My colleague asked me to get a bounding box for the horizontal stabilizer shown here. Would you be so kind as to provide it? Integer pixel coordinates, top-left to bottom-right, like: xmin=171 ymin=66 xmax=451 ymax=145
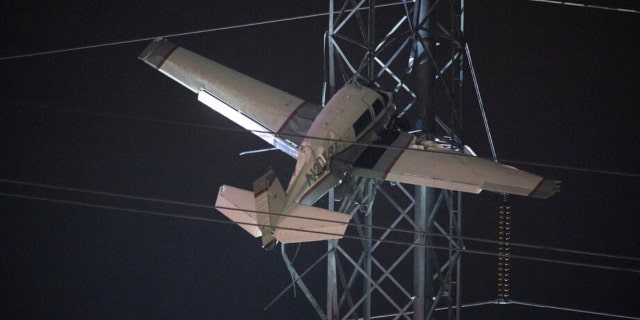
xmin=275 ymin=205 xmax=351 ymax=244
xmin=215 ymin=185 xmax=261 ymax=237
xmin=216 ymin=184 xmax=351 ymax=244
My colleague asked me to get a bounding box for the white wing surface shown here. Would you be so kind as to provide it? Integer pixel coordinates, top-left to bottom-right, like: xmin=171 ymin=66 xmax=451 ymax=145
xmin=338 ymin=131 xmax=559 ymax=199
xmin=139 ymin=39 xmax=321 ymax=158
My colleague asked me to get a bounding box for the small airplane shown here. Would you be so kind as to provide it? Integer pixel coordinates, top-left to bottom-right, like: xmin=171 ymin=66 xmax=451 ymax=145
xmin=139 ymin=39 xmax=559 ymax=250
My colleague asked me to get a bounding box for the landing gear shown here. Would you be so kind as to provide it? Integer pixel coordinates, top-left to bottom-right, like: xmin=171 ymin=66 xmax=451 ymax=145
xmin=262 ymin=238 xmax=277 ymax=251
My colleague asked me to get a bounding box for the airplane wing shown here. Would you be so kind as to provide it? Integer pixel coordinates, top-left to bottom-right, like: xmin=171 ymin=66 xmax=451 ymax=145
xmin=138 ymin=39 xmax=322 ymax=158
xmin=333 ymin=130 xmax=559 ymax=199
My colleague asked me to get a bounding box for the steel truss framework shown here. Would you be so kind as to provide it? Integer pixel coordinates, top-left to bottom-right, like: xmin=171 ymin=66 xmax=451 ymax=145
xmin=275 ymin=1 xmax=466 ymax=319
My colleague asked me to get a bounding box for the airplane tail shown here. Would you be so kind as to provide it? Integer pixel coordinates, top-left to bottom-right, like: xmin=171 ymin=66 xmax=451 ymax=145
xmin=252 ymin=169 xmax=285 ymax=249
xmin=215 ymin=185 xmax=261 ymax=238
xmin=215 ymin=170 xmax=351 ymax=249
xmin=273 ymin=204 xmax=351 ymax=244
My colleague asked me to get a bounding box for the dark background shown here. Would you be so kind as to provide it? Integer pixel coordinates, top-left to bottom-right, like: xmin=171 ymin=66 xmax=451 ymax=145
xmin=1 ymin=1 xmax=639 ymax=319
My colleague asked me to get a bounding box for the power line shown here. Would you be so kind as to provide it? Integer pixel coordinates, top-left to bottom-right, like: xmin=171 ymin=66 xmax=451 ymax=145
xmin=0 ymin=177 xmax=211 ymax=210
xmin=2 ymin=0 xmax=637 ymax=262
xmin=2 ymin=190 xmax=638 ymax=274
xmin=4 ymin=176 xmax=640 ymax=263
xmin=529 ymin=0 xmax=640 ymax=14
xmin=1 ymin=180 xmax=639 ymax=273
xmin=0 ymin=1 xmax=638 ymax=318
xmin=509 ymin=300 xmax=640 ymax=320
xmin=499 ymin=159 xmax=640 ymax=178
xmin=375 ymin=300 xmax=640 ymax=320
xmin=0 ymin=2 xmax=406 ymax=62
xmin=7 ymin=103 xmax=640 ymax=179
xmin=0 ymin=14 xmax=323 ymax=61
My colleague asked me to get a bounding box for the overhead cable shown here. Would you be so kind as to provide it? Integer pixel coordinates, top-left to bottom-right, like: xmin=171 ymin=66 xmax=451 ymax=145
xmin=6 ymin=103 xmax=640 ymax=179
xmin=465 ymin=44 xmax=497 ymax=162
xmin=0 ymin=2 xmax=406 ymax=62
xmin=374 ymin=300 xmax=640 ymax=320
xmin=509 ymin=300 xmax=640 ymax=320
xmin=529 ymin=0 xmax=640 ymax=14
xmin=1 ymin=189 xmax=639 ymax=274
xmin=3 ymin=177 xmax=639 ymax=263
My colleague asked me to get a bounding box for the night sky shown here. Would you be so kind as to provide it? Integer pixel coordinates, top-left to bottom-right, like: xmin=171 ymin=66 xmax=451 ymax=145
xmin=1 ymin=1 xmax=639 ymax=319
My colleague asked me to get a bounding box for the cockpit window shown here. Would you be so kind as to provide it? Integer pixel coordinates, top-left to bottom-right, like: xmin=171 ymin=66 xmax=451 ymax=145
xmin=353 ymin=110 xmax=373 ymax=137
xmin=372 ymin=99 xmax=384 ymax=116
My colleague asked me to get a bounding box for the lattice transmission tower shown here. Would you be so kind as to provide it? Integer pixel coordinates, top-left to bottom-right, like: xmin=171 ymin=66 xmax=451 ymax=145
xmin=273 ymin=1 xmax=467 ymax=319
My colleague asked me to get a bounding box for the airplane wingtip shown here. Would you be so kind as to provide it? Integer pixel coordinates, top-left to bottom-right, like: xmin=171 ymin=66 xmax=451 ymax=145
xmin=138 ymin=39 xmax=177 ymax=69
xmin=529 ymin=179 xmax=561 ymax=199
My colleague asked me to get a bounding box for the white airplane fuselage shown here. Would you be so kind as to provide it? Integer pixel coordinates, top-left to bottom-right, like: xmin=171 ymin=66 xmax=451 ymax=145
xmin=285 ymin=85 xmax=393 ymax=209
